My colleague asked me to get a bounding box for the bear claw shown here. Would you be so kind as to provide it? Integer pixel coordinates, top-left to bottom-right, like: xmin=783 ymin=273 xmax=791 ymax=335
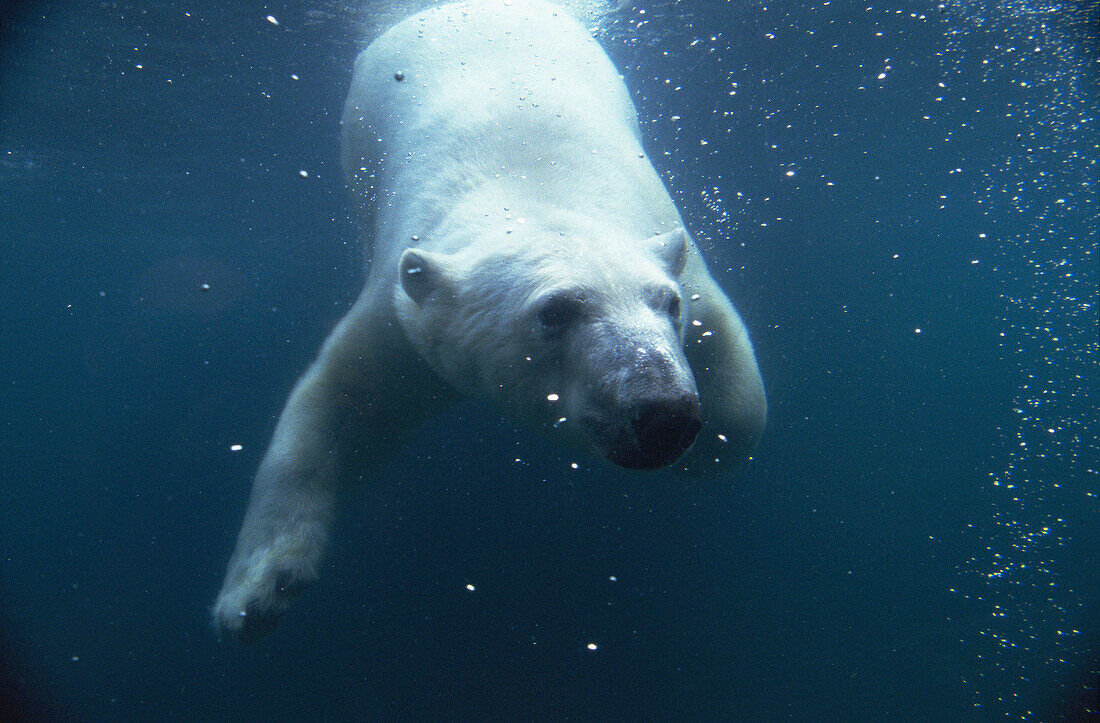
xmin=215 ymin=565 xmax=313 ymax=643
xmin=234 ymin=604 xmax=282 ymax=645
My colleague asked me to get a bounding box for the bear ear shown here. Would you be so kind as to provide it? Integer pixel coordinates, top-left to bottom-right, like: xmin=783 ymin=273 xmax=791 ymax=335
xmin=648 ymin=228 xmax=689 ymax=277
xmin=398 ymin=248 xmax=450 ymax=304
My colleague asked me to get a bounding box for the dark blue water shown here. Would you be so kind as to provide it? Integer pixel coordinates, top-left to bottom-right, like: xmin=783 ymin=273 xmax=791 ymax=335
xmin=1 ymin=0 xmax=1095 ymax=719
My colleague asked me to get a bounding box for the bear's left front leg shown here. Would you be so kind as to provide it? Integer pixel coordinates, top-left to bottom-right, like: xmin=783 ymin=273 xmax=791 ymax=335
xmin=677 ymin=244 xmax=767 ymax=477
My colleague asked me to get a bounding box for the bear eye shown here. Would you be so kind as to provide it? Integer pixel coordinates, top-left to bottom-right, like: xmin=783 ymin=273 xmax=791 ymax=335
xmin=649 ymin=289 xmax=682 ymax=324
xmin=537 ymin=293 xmax=585 ymax=334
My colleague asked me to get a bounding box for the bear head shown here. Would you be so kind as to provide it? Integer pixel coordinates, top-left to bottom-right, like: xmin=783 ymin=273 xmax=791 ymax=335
xmin=394 ymin=227 xmax=702 ymax=470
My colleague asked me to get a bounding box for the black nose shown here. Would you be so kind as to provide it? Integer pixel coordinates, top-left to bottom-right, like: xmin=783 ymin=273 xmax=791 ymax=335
xmin=626 ymin=397 xmax=702 ymax=469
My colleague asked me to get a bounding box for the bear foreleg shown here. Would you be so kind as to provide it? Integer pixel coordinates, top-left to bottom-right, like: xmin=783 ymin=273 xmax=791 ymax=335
xmin=213 ymin=293 xmax=451 ymax=642
xmin=678 ymin=244 xmax=767 ymax=476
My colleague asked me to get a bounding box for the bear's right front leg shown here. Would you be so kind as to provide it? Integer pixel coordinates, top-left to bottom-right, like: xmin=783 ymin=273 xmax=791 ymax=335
xmin=212 ymin=370 xmax=343 ymax=643
xmin=213 ymin=292 xmax=452 ymax=643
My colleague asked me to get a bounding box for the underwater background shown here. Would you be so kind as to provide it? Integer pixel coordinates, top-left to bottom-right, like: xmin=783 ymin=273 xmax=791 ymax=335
xmin=0 ymin=0 xmax=1096 ymax=719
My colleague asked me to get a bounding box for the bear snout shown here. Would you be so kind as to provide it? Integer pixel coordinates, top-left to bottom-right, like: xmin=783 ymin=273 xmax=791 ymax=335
xmin=620 ymin=396 xmax=702 ymax=470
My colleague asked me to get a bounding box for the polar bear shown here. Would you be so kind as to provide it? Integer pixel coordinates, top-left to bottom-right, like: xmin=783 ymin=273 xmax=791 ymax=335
xmin=213 ymin=0 xmax=765 ymax=643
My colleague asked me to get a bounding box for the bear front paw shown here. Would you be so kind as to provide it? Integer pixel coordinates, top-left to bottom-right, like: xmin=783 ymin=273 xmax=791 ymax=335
xmin=213 ymin=558 xmax=315 ymax=644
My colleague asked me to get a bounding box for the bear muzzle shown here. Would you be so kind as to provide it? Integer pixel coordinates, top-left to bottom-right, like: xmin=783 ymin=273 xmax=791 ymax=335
xmin=610 ymin=395 xmax=702 ymax=470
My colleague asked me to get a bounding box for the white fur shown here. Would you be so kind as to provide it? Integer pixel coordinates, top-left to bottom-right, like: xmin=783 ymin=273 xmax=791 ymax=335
xmin=214 ymin=0 xmax=765 ymax=643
